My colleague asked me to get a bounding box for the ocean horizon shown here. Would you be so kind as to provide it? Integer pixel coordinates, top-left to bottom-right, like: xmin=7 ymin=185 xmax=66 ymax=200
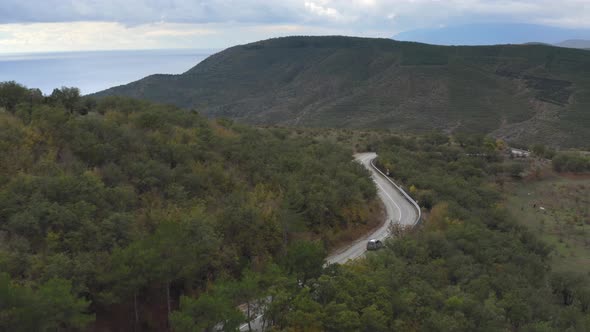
xmin=0 ymin=48 xmax=215 ymax=95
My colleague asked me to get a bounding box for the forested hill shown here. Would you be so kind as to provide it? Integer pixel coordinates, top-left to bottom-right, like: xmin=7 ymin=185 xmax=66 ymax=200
xmin=94 ymin=36 xmax=590 ymax=148
xmin=0 ymin=82 xmax=378 ymax=331
xmin=2 ymin=82 xmax=589 ymax=331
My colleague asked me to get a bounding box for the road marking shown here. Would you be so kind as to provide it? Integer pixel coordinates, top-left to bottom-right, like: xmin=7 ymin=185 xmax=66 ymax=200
xmin=239 ymin=153 xmax=412 ymax=332
xmin=358 ymin=153 xmax=403 ymax=224
xmin=374 ymin=180 xmax=403 ymax=222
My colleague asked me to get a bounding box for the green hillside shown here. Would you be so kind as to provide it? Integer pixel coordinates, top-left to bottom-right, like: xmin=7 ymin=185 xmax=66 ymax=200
xmin=2 ymin=82 xmax=590 ymax=331
xmin=94 ymin=36 xmax=590 ymax=148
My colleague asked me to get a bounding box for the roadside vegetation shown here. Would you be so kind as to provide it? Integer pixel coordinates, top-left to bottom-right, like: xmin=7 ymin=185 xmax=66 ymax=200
xmin=552 ymin=152 xmax=590 ymax=173
xmin=260 ymin=133 xmax=589 ymax=331
xmin=2 ymin=81 xmax=589 ymax=331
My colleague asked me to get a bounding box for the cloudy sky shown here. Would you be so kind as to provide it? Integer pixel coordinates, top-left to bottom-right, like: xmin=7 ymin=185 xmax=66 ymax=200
xmin=1 ymin=0 xmax=589 ymax=53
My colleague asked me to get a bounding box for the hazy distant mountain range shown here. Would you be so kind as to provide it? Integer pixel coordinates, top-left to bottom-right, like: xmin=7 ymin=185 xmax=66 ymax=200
xmin=555 ymin=39 xmax=590 ymax=49
xmin=394 ymin=23 xmax=590 ymax=48
xmin=94 ymin=36 xmax=590 ymax=148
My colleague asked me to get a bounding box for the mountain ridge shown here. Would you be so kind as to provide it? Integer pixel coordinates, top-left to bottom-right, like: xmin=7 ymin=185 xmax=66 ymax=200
xmin=94 ymin=36 xmax=590 ymax=148
xmin=556 ymin=39 xmax=590 ymax=49
xmin=394 ymin=23 xmax=590 ymax=46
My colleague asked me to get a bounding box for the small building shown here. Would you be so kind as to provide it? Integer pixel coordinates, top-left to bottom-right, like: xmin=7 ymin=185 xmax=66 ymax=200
xmin=509 ymin=148 xmax=531 ymax=158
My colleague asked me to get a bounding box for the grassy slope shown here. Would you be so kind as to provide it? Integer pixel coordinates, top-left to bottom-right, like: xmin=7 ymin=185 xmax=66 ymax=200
xmin=94 ymin=36 xmax=590 ymax=148
xmin=505 ymin=174 xmax=590 ymax=274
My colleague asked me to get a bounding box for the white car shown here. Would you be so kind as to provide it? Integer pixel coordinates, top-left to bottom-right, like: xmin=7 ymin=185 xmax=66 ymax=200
xmin=366 ymin=239 xmax=384 ymax=251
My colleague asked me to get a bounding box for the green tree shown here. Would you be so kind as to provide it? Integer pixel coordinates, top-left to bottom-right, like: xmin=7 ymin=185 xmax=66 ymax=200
xmin=102 ymin=241 xmax=159 ymax=328
xmin=285 ymin=287 xmax=324 ymax=331
xmin=509 ymin=162 xmax=525 ymax=178
xmin=0 ymin=81 xmax=29 ymax=112
xmin=170 ymin=293 xmax=243 ymax=332
xmin=281 ymin=240 xmax=326 ymax=287
xmin=323 ymin=302 xmax=361 ymax=332
xmin=152 ymin=213 xmax=219 ymax=320
xmin=551 ymin=272 xmax=584 ymax=306
xmin=50 ymin=87 xmax=81 ymax=114
xmin=228 ymin=271 xmax=261 ymax=332
xmin=360 ymin=305 xmax=388 ymax=332
xmin=0 ymin=273 xmax=93 ymax=331
xmin=36 ymin=278 xmax=94 ymax=330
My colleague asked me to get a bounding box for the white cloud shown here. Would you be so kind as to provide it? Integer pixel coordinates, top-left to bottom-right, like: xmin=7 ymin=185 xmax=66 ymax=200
xmin=304 ymin=1 xmax=357 ymax=22
xmin=143 ymin=25 xmax=217 ymax=37
xmin=0 ymin=21 xmax=377 ymax=53
xmin=0 ymin=0 xmax=589 ymax=52
xmin=0 ymin=22 xmax=220 ymax=53
xmin=354 ymin=0 xmax=377 ymax=8
xmin=3 ymin=0 xmax=587 ymax=29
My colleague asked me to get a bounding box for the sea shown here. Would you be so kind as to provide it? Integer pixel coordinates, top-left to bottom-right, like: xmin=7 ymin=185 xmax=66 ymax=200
xmin=0 ymin=49 xmax=215 ymax=95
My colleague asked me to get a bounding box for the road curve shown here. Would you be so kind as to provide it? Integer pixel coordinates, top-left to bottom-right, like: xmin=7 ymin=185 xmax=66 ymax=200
xmin=239 ymin=152 xmax=420 ymax=331
xmin=325 ymin=152 xmax=419 ymax=265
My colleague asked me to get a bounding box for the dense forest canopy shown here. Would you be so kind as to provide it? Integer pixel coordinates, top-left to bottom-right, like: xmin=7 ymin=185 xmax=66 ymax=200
xmin=0 ymin=81 xmax=377 ymax=330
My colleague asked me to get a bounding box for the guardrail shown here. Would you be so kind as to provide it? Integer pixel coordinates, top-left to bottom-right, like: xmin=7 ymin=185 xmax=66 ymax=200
xmin=237 ymin=154 xmax=420 ymax=332
xmin=370 ymin=158 xmax=422 ymax=226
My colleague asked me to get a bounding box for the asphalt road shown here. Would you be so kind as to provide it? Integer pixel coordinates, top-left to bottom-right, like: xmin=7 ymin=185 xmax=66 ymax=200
xmin=239 ymin=152 xmax=420 ymax=331
xmin=326 ymin=152 xmax=419 ymax=265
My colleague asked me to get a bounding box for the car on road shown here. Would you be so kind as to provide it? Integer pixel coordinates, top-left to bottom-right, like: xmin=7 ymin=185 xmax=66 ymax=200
xmin=366 ymin=239 xmax=384 ymax=251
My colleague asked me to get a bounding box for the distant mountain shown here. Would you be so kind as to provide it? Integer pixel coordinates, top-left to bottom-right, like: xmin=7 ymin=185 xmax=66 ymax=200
xmin=394 ymin=23 xmax=590 ymax=46
xmin=556 ymin=39 xmax=590 ymax=49
xmin=94 ymin=36 xmax=590 ymax=148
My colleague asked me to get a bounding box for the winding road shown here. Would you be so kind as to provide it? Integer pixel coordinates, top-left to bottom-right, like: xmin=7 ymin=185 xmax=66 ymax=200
xmin=239 ymin=152 xmax=420 ymax=331
xmin=326 ymin=152 xmax=420 ymax=265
